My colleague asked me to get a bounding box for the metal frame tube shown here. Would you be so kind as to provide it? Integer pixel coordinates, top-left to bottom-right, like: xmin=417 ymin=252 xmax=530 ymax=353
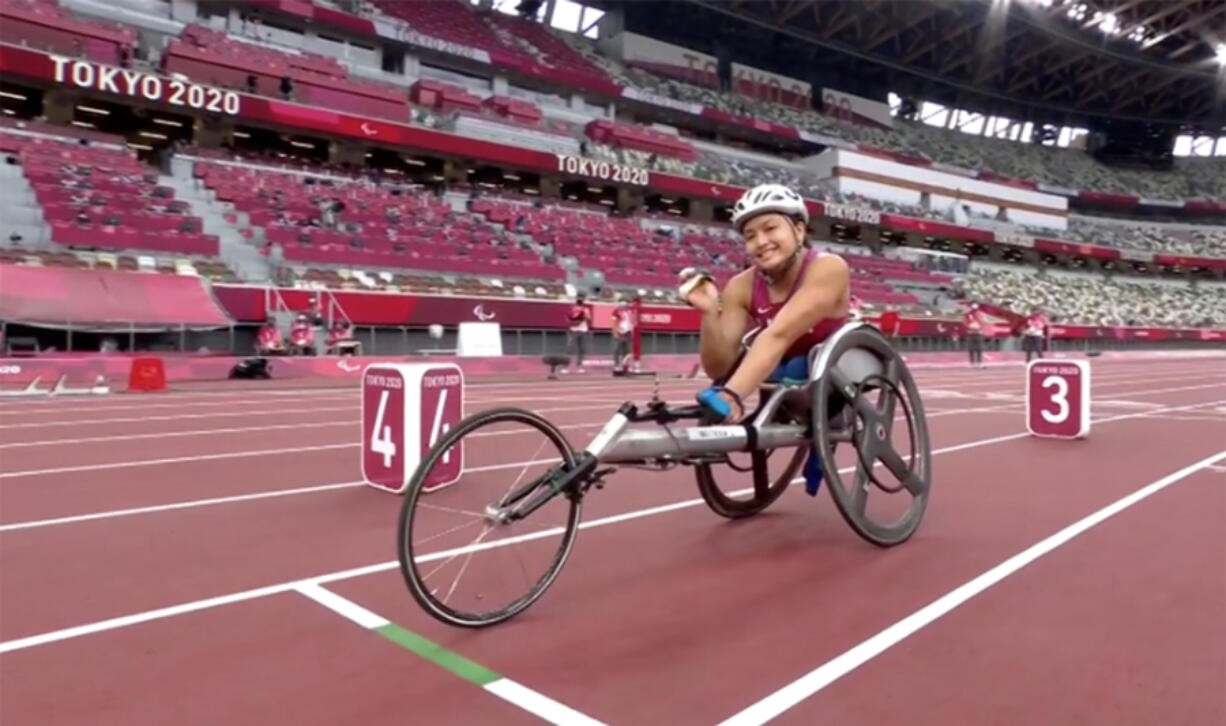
xmin=597 ymin=423 xmax=808 ymax=464
xmin=586 ymin=382 xmax=815 ymax=465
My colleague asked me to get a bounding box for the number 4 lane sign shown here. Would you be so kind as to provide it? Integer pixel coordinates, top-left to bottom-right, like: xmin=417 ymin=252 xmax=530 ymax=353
xmin=361 ymin=363 xmax=465 ymax=493
xmin=1026 ymin=359 xmax=1091 ymax=439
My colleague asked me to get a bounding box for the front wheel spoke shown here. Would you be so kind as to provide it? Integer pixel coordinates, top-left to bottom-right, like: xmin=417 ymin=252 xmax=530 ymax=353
xmin=419 ymin=522 xmax=494 ymax=583
xmin=413 ymin=517 xmax=486 ymax=549
xmin=416 ymin=501 xmax=489 ymax=519
xmin=440 ymin=526 xmax=497 ymax=605
xmin=500 ymin=437 xmax=552 ymax=503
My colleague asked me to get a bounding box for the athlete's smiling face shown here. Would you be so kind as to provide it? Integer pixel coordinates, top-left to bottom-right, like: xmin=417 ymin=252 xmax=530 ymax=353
xmin=742 ymin=212 xmax=805 ymax=275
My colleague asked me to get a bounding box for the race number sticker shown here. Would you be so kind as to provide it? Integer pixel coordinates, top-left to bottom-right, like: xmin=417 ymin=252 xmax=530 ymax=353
xmin=1026 ymin=360 xmax=1090 ymax=439
xmin=686 ymin=426 xmax=742 ymax=440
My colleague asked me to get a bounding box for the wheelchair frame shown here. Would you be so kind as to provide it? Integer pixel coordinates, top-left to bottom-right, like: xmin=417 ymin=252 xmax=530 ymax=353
xmin=585 ymin=321 xmax=884 ymax=464
xmin=397 ymin=322 xmax=932 ymax=628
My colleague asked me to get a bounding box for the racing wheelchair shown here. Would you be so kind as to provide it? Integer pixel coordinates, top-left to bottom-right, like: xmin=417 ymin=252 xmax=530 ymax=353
xmin=396 ymin=322 xmax=932 ymax=628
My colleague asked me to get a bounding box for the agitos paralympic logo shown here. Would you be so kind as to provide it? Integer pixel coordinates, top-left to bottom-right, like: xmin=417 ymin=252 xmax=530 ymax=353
xmin=473 ymin=305 xmax=496 ymax=321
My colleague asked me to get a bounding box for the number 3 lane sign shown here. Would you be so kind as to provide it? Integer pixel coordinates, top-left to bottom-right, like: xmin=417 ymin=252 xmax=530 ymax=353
xmin=1026 ymin=359 xmax=1090 ymax=439
xmin=361 ymin=363 xmax=465 ymax=493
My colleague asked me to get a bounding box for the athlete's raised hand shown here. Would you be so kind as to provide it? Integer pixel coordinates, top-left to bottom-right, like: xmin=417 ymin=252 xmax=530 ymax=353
xmin=678 ymin=267 xmax=718 ymax=312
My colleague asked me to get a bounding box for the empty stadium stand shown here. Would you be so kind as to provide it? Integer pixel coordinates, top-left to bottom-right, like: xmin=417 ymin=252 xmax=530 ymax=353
xmin=0 ymin=0 xmax=1223 ymax=341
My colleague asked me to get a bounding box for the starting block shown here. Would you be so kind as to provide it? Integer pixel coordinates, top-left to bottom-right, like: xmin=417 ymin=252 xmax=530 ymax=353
xmin=0 ymin=374 xmax=110 ymax=397
xmin=53 ymin=374 xmax=110 ymax=396
xmin=612 ymin=356 xmax=653 ymax=377
xmin=361 ymin=362 xmax=465 ymax=494
xmin=1026 ymin=359 xmax=1090 ymax=439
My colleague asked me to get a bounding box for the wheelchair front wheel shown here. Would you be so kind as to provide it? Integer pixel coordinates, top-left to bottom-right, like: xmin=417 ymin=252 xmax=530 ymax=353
xmin=397 ymin=407 xmax=583 ymax=627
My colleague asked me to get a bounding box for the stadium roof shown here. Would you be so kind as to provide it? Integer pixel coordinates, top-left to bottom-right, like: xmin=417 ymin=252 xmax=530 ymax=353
xmin=590 ymin=0 xmax=1226 ymax=130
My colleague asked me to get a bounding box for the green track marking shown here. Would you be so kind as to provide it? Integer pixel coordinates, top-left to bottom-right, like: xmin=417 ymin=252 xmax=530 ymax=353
xmin=374 ymin=622 xmax=500 ymax=686
xmin=295 ymin=583 xmax=606 ymax=724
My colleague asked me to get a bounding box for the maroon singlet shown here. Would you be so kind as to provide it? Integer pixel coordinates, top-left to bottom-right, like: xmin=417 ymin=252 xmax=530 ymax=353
xmin=748 ymin=248 xmax=846 ymax=359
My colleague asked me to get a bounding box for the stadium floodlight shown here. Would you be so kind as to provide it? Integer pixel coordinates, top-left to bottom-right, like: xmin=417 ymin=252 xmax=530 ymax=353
xmin=1217 ymin=43 xmax=1226 ymax=64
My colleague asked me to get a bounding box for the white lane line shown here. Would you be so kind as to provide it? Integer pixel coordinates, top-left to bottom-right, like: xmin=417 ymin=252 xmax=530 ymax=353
xmin=0 ymin=394 xmax=359 ymax=417
xmin=0 ymin=443 xmax=359 ymax=479
xmin=0 ymin=452 xmax=616 ymax=532
xmin=3 ymin=398 xmax=1222 ymax=525
xmin=0 ymin=367 xmax=1205 ymax=426
xmin=714 ymin=448 xmax=1226 ymax=726
xmin=0 ymin=400 xmax=1011 ymax=451
xmin=4 ymin=398 xmax=1222 ymax=651
xmin=0 ymin=399 xmax=682 ymax=432
xmin=294 ymin=582 xmax=389 ymax=630
xmin=0 ymin=397 xmax=1015 ymax=475
xmin=293 ymin=584 xmax=608 ymax=726
xmin=0 ymin=358 xmax=1216 ymax=413
xmin=1115 ymin=414 xmax=1226 ymax=423
xmin=4 ymin=370 xmax=1222 ymax=433
xmin=0 ymin=490 xmax=753 ymax=654
xmin=0 ymin=482 xmax=365 ymax=532
xmin=482 ymin=678 xmax=608 ymax=726
xmin=0 ymin=405 xmax=360 ymax=430
xmin=0 ymin=420 xmax=362 ymax=449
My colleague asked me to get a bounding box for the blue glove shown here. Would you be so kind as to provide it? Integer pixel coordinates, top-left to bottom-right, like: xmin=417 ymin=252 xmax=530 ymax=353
xmin=697 ymin=386 xmax=741 ymax=421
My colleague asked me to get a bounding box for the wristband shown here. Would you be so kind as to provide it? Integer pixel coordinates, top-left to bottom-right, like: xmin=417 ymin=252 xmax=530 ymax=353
xmin=696 ymin=386 xmax=744 ymax=422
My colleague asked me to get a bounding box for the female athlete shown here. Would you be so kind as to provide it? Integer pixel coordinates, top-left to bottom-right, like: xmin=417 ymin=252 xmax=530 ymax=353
xmin=681 ymin=184 xmax=850 ymax=491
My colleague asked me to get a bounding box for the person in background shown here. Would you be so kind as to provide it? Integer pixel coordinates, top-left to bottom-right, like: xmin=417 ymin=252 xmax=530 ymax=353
xmin=256 ymin=318 xmax=284 ymax=356
xmin=848 ymin=293 xmax=864 ymax=321
xmin=289 ymin=313 xmax=314 ymax=356
xmin=630 ymin=294 xmax=644 ymax=371
xmin=611 ymin=296 xmax=635 ymax=373
xmin=964 ymin=302 xmax=986 ymax=367
xmin=878 ymin=304 xmax=901 ymax=339
xmin=566 ymin=292 xmax=591 ymax=374
xmin=327 ymin=320 xmax=360 ymax=356
xmin=306 ymin=296 xmax=324 ymax=326
xmin=1023 ymin=307 xmax=1048 ymax=362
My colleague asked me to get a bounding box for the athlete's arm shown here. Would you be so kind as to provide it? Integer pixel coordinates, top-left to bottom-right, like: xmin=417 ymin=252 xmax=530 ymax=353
xmin=722 ymin=254 xmax=850 ymax=399
xmin=696 ymin=272 xmax=752 ymax=381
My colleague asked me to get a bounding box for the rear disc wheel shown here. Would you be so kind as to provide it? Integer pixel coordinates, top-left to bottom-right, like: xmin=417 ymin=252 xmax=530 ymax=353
xmin=813 ymin=327 xmax=932 ymax=547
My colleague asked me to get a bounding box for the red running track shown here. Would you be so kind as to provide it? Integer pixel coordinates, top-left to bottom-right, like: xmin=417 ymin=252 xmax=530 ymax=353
xmin=1 ymin=359 xmax=1224 ymax=725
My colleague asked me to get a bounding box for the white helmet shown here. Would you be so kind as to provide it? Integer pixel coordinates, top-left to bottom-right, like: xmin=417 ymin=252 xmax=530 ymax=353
xmin=730 ymin=183 xmax=808 ymax=231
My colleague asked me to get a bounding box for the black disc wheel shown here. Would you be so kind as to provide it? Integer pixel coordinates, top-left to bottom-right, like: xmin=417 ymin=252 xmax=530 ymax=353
xmin=695 ymin=445 xmax=808 ymax=519
xmin=397 ymin=407 xmax=582 ymax=627
xmin=695 ymin=392 xmax=808 ymax=519
xmin=813 ymin=326 xmax=932 ymax=547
